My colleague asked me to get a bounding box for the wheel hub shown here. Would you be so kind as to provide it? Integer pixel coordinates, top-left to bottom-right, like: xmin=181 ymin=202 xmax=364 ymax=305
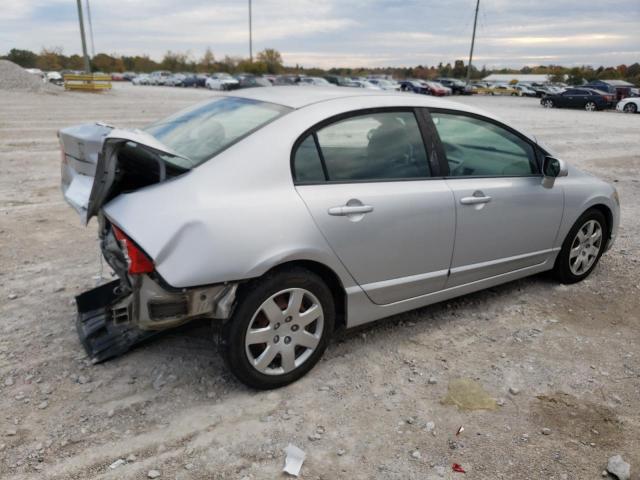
xmin=244 ymin=288 xmax=324 ymax=376
xmin=569 ymin=219 xmax=602 ymax=276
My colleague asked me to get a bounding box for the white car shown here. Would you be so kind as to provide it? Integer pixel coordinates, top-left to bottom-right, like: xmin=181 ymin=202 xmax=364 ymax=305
xmin=347 ymin=80 xmax=382 ymax=90
xmin=298 ymin=77 xmax=334 ymax=87
xmin=149 ymin=71 xmax=172 ymax=86
xmin=368 ymin=79 xmax=401 ymax=91
xmin=616 ymin=97 xmax=639 ymax=113
xmin=206 ymin=73 xmax=239 ymax=91
xmin=132 ymin=74 xmax=151 ymax=86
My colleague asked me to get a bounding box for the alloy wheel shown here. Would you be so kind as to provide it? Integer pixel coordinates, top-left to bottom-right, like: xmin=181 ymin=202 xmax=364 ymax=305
xmin=543 ymin=99 xmax=553 ymax=108
xmin=569 ymin=219 xmax=603 ymax=276
xmin=244 ymin=288 xmax=324 ymax=375
xmin=585 ymin=101 xmax=597 ymax=111
xmin=624 ymin=103 xmax=637 ymax=113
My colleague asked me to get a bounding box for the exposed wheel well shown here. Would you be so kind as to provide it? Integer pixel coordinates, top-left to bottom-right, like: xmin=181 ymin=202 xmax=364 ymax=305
xmin=264 ymin=260 xmax=347 ymax=330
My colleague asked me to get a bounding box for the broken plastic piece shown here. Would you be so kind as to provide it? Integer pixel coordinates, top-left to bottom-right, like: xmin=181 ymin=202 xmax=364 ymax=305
xmin=452 ymin=463 xmax=466 ymax=473
xmin=283 ymin=444 xmax=305 ymax=477
xmin=456 ymin=425 xmax=464 ymax=436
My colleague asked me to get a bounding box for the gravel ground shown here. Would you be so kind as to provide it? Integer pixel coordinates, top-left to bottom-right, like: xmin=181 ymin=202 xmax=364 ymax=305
xmin=0 ymin=84 xmax=639 ymax=480
xmin=0 ymin=61 xmax=62 ymax=94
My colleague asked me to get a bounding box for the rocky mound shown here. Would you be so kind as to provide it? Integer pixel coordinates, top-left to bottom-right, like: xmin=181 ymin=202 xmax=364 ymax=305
xmin=0 ymin=60 xmax=62 ymax=94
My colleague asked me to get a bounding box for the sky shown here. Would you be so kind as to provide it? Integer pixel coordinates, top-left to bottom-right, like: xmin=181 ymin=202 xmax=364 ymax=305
xmin=1 ymin=0 xmax=639 ymax=69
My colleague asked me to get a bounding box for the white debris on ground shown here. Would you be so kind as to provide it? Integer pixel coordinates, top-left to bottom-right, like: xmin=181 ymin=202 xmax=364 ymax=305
xmin=607 ymin=455 xmax=631 ymax=480
xmin=283 ymin=444 xmax=305 ymax=477
xmin=0 ymin=60 xmax=61 ymax=94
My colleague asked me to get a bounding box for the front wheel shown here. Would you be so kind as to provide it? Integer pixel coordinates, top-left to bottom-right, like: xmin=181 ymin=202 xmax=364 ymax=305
xmin=553 ymin=209 xmax=607 ymax=284
xmin=221 ymin=267 xmax=335 ymax=389
xmin=542 ymin=99 xmax=554 ymax=108
xmin=585 ymin=101 xmax=597 ymax=111
xmin=623 ymin=102 xmax=637 ymax=113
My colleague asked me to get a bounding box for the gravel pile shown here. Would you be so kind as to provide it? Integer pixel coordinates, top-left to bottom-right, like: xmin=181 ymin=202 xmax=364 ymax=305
xmin=0 ymin=59 xmax=62 ymax=94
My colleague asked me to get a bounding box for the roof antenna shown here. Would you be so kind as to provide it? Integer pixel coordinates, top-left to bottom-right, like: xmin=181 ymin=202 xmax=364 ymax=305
xmin=466 ymin=0 xmax=480 ymax=85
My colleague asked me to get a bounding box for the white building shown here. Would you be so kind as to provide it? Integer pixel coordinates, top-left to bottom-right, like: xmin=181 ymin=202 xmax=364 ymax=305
xmin=482 ymin=73 xmax=561 ymax=84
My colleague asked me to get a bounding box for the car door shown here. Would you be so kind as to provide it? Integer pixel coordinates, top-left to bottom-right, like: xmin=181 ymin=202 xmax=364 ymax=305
xmin=293 ymin=109 xmax=456 ymax=305
xmin=427 ymin=110 xmax=563 ymax=287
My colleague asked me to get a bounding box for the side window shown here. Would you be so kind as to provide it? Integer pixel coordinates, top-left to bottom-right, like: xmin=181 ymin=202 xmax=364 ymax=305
xmin=293 ymin=135 xmax=325 ymax=183
xmin=314 ymin=111 xmax=430 ymax=181
xmin=431 ymin=112 xmax=538 ymax=177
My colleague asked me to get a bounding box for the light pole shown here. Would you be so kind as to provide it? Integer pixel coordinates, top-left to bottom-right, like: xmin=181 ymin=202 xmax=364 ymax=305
xmin=75 ymin=0 xmax=91 ymax=73
xmin=248 ymin=0 xmax=253 ymax=62
xmin=85 ymin=0 xmax=96 ymax=58
xmin=466 ymin=0 xmax=480 ymax=85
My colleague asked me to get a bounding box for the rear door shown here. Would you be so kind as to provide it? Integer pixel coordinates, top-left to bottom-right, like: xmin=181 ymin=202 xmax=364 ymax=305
xmin=427 ymin=110 xmax=563 ymax=286
xmin=293 ymin=109 xmax=456 ymax=305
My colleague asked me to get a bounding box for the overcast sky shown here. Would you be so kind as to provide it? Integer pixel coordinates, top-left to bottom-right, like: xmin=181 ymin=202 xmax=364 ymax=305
xmin=2 ymin=0 xmax=639 ymax=68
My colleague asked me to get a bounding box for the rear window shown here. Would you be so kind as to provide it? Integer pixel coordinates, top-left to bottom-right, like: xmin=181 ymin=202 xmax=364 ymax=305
xmin=145 ymin=97 xmax=290 ymax=169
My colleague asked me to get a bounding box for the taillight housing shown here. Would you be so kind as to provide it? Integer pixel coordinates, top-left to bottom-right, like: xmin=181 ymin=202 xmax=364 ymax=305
xmin=112 ymin=225 xmax=154 ymax=274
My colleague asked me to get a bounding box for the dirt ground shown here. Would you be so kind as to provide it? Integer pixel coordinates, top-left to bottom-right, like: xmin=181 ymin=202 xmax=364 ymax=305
xmin=1 ymin=84 xmax=638 ymax=480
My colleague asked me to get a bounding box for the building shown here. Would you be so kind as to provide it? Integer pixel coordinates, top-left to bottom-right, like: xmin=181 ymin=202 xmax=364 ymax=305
xmin=482 ymin=73 xmax=560 ymax=84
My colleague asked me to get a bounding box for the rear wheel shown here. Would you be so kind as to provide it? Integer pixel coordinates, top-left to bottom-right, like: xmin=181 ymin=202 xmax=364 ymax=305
xmin=585 ymin=101 xmax=597 ymax=111
xmin=221 ymin=267 xmax=335 ymax=389
xmin=553 ymin=209 xmax=607 ymax=284
xmin=623 ymin=102 xmax=637 ymax=113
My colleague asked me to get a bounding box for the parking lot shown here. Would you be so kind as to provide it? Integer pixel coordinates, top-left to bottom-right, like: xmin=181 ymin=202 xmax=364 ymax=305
xmin=1 ymin=83 xmax=639 ymax=479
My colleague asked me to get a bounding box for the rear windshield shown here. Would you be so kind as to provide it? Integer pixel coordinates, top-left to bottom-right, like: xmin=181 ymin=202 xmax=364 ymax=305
xmin=145 ymin=97 xmax=290 ymax=169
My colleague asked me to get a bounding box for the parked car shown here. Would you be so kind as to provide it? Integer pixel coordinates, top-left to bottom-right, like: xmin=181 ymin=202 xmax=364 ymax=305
xmin=149 ymin=71 xmax=172 ymax=85
xmin=541 ymin=88 xmax=614 ymax=111
xmin=165 ymin=74 xmax=186 ymax=87
xmin=436 ymin=78 xmax=474 ymax=95
xmin=323 ymin=75 xmax=351 ymax=86
xmin=527 ymin=84 xmax=553 ymax=97
xmin=46 ymin=71 xmax=64 ymax=86
xmin=298 ymin=77 xmax=334 ymax=87
xmin=60 ymin=87 xmax=619 ymax=389
xmin=399 ymin=80 xmax=429 ymax=94
xmin=132 ymin=74 xmax=151 ymax=85
xmin=205 ymin=73 xmax=240 ymax=91
xmin=513 ymin=85 xmax=537 ymax=97
xmin=274 ymin=75 xmax=300 ymax=86
xmin=236 ymin=74 xmax=272 ymax=88
xmin=367 ymin=78 xmax=401 ymax=91
xmin=490 ymin=84 xmax=519 ymax=96
xmin=616 ymin=97 xmax=640 ymax=113
xmin=180 ymin=75 xmax=201 ymax=88
xmin=424 ymin=81 xmax=451 ymax=96
xmin=123 ymin=72 xmax=136 ymax=81
xmin=346 ymin=79 xmax=381 ymax=90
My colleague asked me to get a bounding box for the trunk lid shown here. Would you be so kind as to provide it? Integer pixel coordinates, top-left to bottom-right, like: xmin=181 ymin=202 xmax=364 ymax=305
xmin=59 ymin=123 xmax=190 ymax=224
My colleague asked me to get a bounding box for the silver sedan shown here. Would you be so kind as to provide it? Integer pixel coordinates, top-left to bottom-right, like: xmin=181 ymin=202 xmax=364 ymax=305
xmin=59 ymin=87 xmax=620 ymax=389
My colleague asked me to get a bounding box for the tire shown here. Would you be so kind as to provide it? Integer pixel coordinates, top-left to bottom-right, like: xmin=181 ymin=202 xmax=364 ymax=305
xmin=585 ymin=101 xmax=597 ymax=111
xmin=542 ymin=99 xmax=554 ymax=108
xmin=624 ymin=102 xmax=637 ymax=113
xmin=553 ymin=209 xmax=607 ymax=284
xmin=221 ymin=267 xmax=335 ymax=389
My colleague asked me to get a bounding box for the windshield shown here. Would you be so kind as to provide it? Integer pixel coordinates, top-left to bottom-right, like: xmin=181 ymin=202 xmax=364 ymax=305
xmin=145 ymin=97 xmax=291 ymax=169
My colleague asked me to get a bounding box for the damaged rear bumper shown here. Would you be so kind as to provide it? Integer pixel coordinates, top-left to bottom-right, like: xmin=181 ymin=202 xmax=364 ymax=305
xmin=75 ymin=275 xmax=237 ymax=363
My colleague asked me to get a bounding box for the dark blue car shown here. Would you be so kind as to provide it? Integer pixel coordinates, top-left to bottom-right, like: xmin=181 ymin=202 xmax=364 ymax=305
xmin=399 ymin=80 xmax=428 ymax=94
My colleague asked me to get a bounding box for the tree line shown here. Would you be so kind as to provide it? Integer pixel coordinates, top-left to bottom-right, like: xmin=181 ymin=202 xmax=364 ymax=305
xmin=2 ymin=47 xmax=639 ymax=85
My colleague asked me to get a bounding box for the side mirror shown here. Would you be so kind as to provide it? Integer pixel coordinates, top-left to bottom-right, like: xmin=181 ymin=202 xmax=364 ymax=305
xmin=542 ymin=156 xmax=568 ymax=178
xmin=542 ymin=156 xmax=568 ymax=187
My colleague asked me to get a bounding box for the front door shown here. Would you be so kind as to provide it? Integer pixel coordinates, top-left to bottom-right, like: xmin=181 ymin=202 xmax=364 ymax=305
xmin=428 ymin=110 xmax=563 ymax=286
xmin=292 ymin=109 xmax=456 ymax=305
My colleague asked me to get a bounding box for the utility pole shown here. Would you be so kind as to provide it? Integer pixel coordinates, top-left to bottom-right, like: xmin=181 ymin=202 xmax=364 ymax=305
xmin=248 ymin=0 xmax=253 ymax=62
xmin=85 ymin=0 xmax=96 ymax=58
xmin=466 ymin=0 xmax=480 ymax=85
xmin=75 ymin=0 xmax=91 ymax=73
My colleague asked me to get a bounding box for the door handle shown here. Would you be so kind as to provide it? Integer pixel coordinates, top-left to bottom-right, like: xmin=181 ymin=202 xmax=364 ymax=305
xmin=460 ymin=195 xmax=492 ymax=205
xmin=328 ymin=205 xmax=374 ymax=216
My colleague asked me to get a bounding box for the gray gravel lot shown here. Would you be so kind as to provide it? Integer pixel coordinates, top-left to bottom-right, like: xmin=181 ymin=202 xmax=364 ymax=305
xmin=0 ymin=84 xmax=639 ymax=479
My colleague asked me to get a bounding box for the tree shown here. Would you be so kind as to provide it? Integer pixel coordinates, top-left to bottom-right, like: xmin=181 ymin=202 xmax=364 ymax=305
xmin=66 ymin=54 xmax=85 ymax=70
xmin=199 ymin=47 xmax=215 ymax=72
xmin=37 ymin=47 xmax=64 ymax=71
xmin=6 ymin=48 xmax=38 ymax=68
xmin=256 ymin=48 xmax=283 ymax=74
xmin=452 ymin=59 xmax=466 ymax=78
xmin=161 ymin=51 xmax=190 ymax=72
xmin=92 ymin=53 xmax=117 ymax=72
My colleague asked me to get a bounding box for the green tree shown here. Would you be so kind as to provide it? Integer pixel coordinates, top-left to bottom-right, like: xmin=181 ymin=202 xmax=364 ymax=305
xmin=256 ymin=48 xmax=283 ymax=74
xmin=452 ymin=59 xmax=466 ymax=78
xmin=6 ymin=48 xmax=38 ymax=68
